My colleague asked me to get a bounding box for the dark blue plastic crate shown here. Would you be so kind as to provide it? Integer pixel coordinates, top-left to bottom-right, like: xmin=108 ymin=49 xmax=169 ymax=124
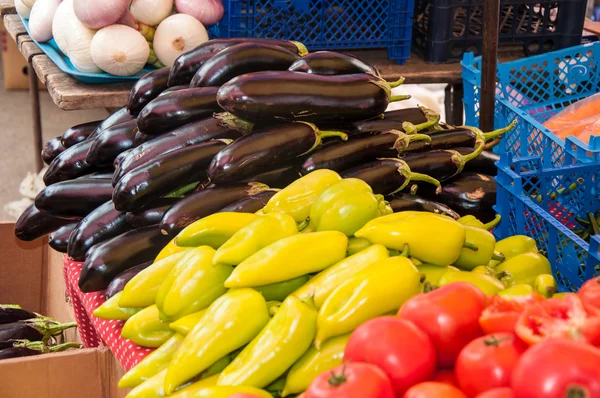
xmin=462 ymin=44 xmax=600 ymax=166
xmin=495 ymin=154 xmax=600 ymax=291
xmin=414 ymin=0 xmax=587 ymax=63
xmin=210 ymin=0 xmax=413 ymax=64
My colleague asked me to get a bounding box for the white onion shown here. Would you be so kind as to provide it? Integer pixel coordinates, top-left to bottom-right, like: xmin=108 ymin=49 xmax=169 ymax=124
xmin=91 ymin=25 xmax=149 ymax=76
xmin=52 ymin=0 xmax=72 ymax=54
xmin=73 ymin=0 xmax=129 ymax=29
xmin=153 ymin=14 xmax=209 ymax=67
xmin=15 ymin=0 xmax=32 ymax=19
xmin=22 ymin=0 xmax=37 ymax=8
xmin=130 ymin=0 xmax=173 ymax=26
xmin=175 ymin=0 xmax=224 ymax=26
xmin=29 ymin=0 xmax=62 ymax=42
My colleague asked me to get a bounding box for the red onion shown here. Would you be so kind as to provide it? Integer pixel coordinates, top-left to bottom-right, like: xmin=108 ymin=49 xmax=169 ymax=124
xmin=73 ymin=0 xmax=130 ymax=29
xmin=175 ymin=0 xmax=224 ymax=26
xmin=116 ymin=9 xmax=136 ymax=28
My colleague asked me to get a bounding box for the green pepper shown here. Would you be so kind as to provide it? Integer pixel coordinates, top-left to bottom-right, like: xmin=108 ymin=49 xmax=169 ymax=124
xmin=293 ymin=244 xmax=390 ymax=308
xmin=121 ymin=305 xmax=174 ymax=348
xmin=495 ymin=252 xmax=551 ymax=287
xmin=458 ymin=214 xmax=501 ymax=231
xmin=346 ymin=237 xmax=372 ymax=256
xmin=454 ymin=226 xmax=504 ymax=270
xmin=217 ymin=295 xmax=317 ymax=388
xmin=282 ymin=333 xmax=350 ymax=396
xmin=534 ymin=274 xmax=558 ymax=298
xmin=175 ymin=212 xmax=259 ymax=248
xmin=417 ymin=264 xmax=459 ymax=286
xmin=224 ymin=231 xmax=348 ymax=288
xmin=164 ymin=288 xmax=270 ymax=394
xmin=254 ymin=275 xmax=311 ymax=302
xmin=154 ymin=238 xmax=189 ymax=262
xmin=93 ymin=292 xmax=141 ymax=321
xmin=169 ymin=310 xmax=206 ymax=335
xmin=120 ymin=250 xmax=190 ymax=308
xmin=494 ymin=235 xmax=538 ymax=260
xmin=119 ymin=333 xmax=185 ymax=388
xmin=438 ymin=271 xmax=505 ymax=296
xmin=309 ymin=178 xmax=391 ymax=236
xmin=355 ymin=212 xmax=466 ymax=266
xmin=213 ymin=212 xmax=298 ymax=266
xmin=263 ymin=169 xmax=342 ymax=222
xmin=156 ymin=246 xmax=233 ymax=320
xmin=315 ymin=256 xmax=421 ymax=348
xmin=498 ymin=284 xmax=534 ymax=298
xmin=266 ymin=376 xmax=287 ymax=396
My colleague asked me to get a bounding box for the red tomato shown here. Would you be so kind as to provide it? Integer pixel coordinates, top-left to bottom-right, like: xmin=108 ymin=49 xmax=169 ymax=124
xmin=479 ymin=294 xmax=544 ymax=335
xmin=305 ymin=362 xmax=395 ymax=398
xmin=511 ymin=339 xmax=600 ymax=398
xmin=475 ymin=388 xmax=515 ymax=398
xmin=515 ymin=294 xmax=600 ymax=345
xmin=403 ymin=382 xmax=467 ymax=398
xmin=433 ymin=370 xmax=458 ymax=387
xmin=579 ymin=276 xmax=600 ymax=311
xmin=455 ymin=333 xmax=526 ymax=397
xmin=344 ymin=317 xmax=436 ymax=395
xmin=398 ymin=282 xmax=487 ymax=368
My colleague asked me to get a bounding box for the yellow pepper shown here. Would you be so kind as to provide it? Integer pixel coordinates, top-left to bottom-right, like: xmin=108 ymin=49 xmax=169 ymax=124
xmin=155 ymin=238 xmax=188 ymax=262
xmin=121 ymin=305 xmax=174 ymax=348
xmin=315 ymin=256 xmax=421 ymax=348
xmin=164 ymin=289 xmax=270 ymax=394
xmin=495 ymin=235 xmax=538 ymax=259
xmin=93 ymin=292 xmax=141 ymax=321
xmin=172 ymin=386 xmax=271 ymax=398
xmin=213 ymin=212 xmax=298 ymax=266
xmin=125 ymin=369 xmax=168 ymax=398
xmin=438 ymin=271 xmax=505 ymax=296
xmin=534 ymin=274 xmax=558 ymax=298
xmin=417 ymin=264 xmax=459 ymax=286
xmin=175 ymin=213 xmax=259 ymax=248
xmin=293 ymin=244 xmax=389 ymax=308
xmin=169 ymin=310 xmax=207 ymax=335
xmin=217 ymin=295 xmax=317 ymax=388
xmin=498 ymin=284 xmax=534 ymax=298
xmin=254 ymin=275 xmax=311 ymax=302
xmin=167 ymin=374 xmax=220 ymax=398
xmin=282 ymin=334 xmax=350 ymax=397
xmin=224 ymin=231 xmax=348 ymax=288
xmin=346 ymin=237 xmax=372 ymax=256
xmin=472 ymin=265 xmax=496 ymax=276
xmin=454 ymin=226 xmax=503 ymax=270
xmin=495 ymin=252 xmax=551 ymax=287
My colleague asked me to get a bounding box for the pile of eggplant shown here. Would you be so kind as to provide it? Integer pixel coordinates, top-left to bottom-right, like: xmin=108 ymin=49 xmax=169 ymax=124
xmin=15 ymin=37 xmax=514 ymax=295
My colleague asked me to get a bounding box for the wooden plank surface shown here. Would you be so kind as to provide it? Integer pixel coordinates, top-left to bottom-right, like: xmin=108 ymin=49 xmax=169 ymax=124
xmin=0 ymin=0 xmax=15 ymax=16
xmin=3 ymin=13 xmax=24 ymax=41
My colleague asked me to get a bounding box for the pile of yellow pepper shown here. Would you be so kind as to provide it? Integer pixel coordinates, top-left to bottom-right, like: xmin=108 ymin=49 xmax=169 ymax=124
xmin=91 ymin=169 xmax=558 ymax=398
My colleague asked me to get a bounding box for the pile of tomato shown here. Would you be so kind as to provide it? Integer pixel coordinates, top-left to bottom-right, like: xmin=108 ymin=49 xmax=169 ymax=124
xmin=300 ymin=278 xmax=600 ymax=398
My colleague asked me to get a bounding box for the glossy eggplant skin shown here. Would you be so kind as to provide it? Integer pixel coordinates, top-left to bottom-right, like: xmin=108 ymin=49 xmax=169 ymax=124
xmin=399 ymin=150 xmax=462 ymax=182
xmin=133 ymin=131 xmax=152 ymax=147
xmin=0 ymin=322 xmax=42 ymax=342
xmin=136 ymin=87 xmax=221 ymax=135
xmin=35 ymin=178 xmax=114 ymax=219
xmin=48 ymin=223 xmax=79 ymax=253
xmin=406 ymin=128 xmax=479 ymax=153
xmin=0 ymin=347 xmax=40 ymax=360
xmin=86 ymin=120 xmax=138 ymax=166
xmin=191 ymin=43 xmax=300 ymax=87
xmin=383 ymin=108 xmax=428 ymax=123
xmin=218 ymin=189 xmax=278 ymax=213
xmin=14 ymin=204 xmax=77 ymax=241
xmin=80 ymin=171 xmax=114 ymax=180
xmin=61 ymin=120 xmax=102 ymax=148
xmin=289 ymin=51 xmax=379 ymax=76
xmin=41 ymin=137 xmax=66 ymax=165
xmin=114 ymin=117 xmax=242 ymax=186
xmin=455 ymin=147 xmax=499 ymax=176
xmin=127 ymin=67 xmax=171 ymax=116
xmin=125 ymin=198 xmax=179 ymax=228
xmin=386 ymin=193 xmax=460 ymax=219
xmin=0 ymin=307 xmax=37 ymax=325
xmin=160 ymin=183 xmax=270 ymax=235
xmin=341 ymin=159 xmax=412 ymax=195
xmin=347 ymin=119 xmax=409 ymax=135
xmin=114 ymin=149 xmax=134 ymax=169
xmin=44 ymin=139 xmax=104 ymax=185
xmin=168 ymin=38 xmax=306 ymax=87
xmin=79 ymin=225 xmax=171 ymax=293
xmin=217 ymin=71 xmax=390 ymax=124
xmin=160 ymin=85 xmax=189 ymax=96
xmin=67 ymin=201 xmax=132 ymax=262
xmin=105 ymin=262 xmax=152 ymax=299
xmin=88 ymin=107 xmax=134 ymax=140
xmin=241 ymin=164 xmax=301 ymax=188
xmin=113 ymin=140 xmax=227 ymax=212
xmin=208 ymin=123 xmax=320 ymax=184
xmin=301 ymin=132 xmax=400 ymax=174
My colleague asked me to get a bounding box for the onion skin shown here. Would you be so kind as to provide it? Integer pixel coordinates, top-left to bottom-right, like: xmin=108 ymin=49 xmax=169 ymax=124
xmin=29 ymin=0 xmax=62 ymax=43
xmin=153 ymin=14 xmax=210 ymax=67
xmin=176 ymin=0 xmax=224 ymax=26
xmin=73 ymin=0 xmax=130 ymax=29
xmin=116 ymin=10 xmax=136 ymax=28
xmin=130 ymin=0 xmax=173 ymax=27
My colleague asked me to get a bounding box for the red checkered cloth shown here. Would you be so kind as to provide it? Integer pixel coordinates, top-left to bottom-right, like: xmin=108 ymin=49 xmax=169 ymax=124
xmin=63 ymin=256 xmax=154 ymax=371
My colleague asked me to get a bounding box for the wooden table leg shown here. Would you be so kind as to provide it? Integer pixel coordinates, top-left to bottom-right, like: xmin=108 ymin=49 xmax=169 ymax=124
xmin=444 ymin=84 xmax=464 ymax=126
xmin=28 ymin=60 xmax=43 ymax=172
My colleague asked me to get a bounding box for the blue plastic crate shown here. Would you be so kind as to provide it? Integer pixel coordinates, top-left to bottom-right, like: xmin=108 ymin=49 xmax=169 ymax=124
xmin=494 ymin=154 xmax=600 ymax=291
xmin=210 ymin=0 xmax=413 ymax=64
xmin=462 ymin=43 xmax=600 ymax=166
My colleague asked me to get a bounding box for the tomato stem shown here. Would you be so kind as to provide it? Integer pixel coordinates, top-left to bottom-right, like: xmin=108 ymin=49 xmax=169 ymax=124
xmin=483 ymin=335 xmax=509 ymax=346
xmin=463 ymin=241 xmax=479 ymax=252
xmin=297 ymin=218 xmax=310 ymax=232
xmin=423 ymin=282 xmax=438 ymax=293
xmin=566 ymin=386 xmax=589 ymax=398
xmin=328 ymin=364 xmax=348 ymax=387
xmin=400 ymin=244 xmax=410 ymax=257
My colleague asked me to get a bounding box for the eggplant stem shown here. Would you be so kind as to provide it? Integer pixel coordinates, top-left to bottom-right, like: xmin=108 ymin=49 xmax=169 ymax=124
xmin=463 ymin=241 xmax=479 ymax=251
xmin=483 ymin=214 xmax=502 ymax=230
xmin=387 ymin=77 xmax=406 ymax=88
xmin=319 ymin=130 xmax=349 ymax=141
xmin=48 ymin=342 xmax=81 ymax=352
xmin=407 ymin=133 xmax=432 ymax=143
xmin=461 ymin=142 xmax=486 ymax=164
xmin=402 ymin=122 xmax=418 ymax=135
xmin=491 ymin=252 xmax=505 ymax=262
xmin=406 ymin=172 xmax=441 ymax=190
xmin=213 ymin=112 xmax=255 ymax=134
xmin=413 ymin=110 xmax=441 ymax=131
xmin=390 ymin=94 xmax=411 ymax=103
xmin=481 ymin=119 xmax=518 ymax=142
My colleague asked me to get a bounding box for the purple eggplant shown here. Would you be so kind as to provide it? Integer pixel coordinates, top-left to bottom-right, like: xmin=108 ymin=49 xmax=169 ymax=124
xmin=455 ymin=147 xmax=500 ymax=176
xmin=105 ymin=262 xmax=152 ymax=299
xmin=113 ymin=117 xmax=245 ymax=186
xmin=0 ymin=319 xmax=75 ymax=342
xmin=386 ymin=193 xmax=460 ymax=219
xmin=79 ymin=171 xmax=114 ymax=180
xmin=160 ymin=183 xmax=271 ymax=235
xmin=241 ymin=164 xmax=301 ymax=189
xmin=349 ymin=107 xmax=439 ymax=135
xmin=127 ymin=67 xmax=171 ymax=116
xmin=160 ymin=85 xmax=189 ymax=96
xmin=14 ymin=204 xmax=79 ymax=241
xmin=86 ymin=120 xmax=139 ymax=166
xmin=41 ymin=137 xmax=66 ymax=165
xmin=61 ymin=120 xmax=102 ymax=148
xmin=114 ymin=149 xmax=134 ymax=169
xmin=136 ymin=87 xmax=221 ymax=135
xmin=168 ymin=38 xmax=308 ymax=87
xmin=208 ymin=122 xmax=347 ymax=184
xmin=405 ymin=123 xmax=515 ymax=153
xmin=79 ymin=225 xmax=171 ymax=292
xmin=125 ymin=198 xmax=179 ymax=228
xmin=0 ymin=347 xmax=40 ymax=359
xmin=88 ymin=107 xmax=135 ymax=141
xmin=44 ymin=139 xmax=110 ymax=185
xmin=0 ymin=306 xmax=37 ymax=325
xmin=398 ymin=148 xmax=484 ymax=184
xmin=35 ymin=178 xmax=113 ymax=219
xmin=113 ymin=140 xmax=228 ymax=212
xmin=218 ymin=189 xmax=278 ymax=213
xmin=67 ymin=201 xmax=132 ymax=261
xmin=133 ymin=131 xmax=152 ymax=147
xmin=384 ymin=108 xmax=430 ymax=123
xmin=191 ymin=43 xmax=300 ymax=88
xmin=48 ymin=223 xmax=78 ymax=253
xmin=217 ymin=71 xmax=408 ymax=124
xmin=289 ymin=51 xmax=379 ymax=76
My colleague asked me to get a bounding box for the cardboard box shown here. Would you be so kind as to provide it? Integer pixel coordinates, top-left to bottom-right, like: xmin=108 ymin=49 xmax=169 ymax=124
xmin=0 ymin=222 xmax=127 ymax=398
xmin=1 ymin=20 xmax=29 ymax=90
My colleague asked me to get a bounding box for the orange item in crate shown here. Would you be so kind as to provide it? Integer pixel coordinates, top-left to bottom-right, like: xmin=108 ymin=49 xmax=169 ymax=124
xmin=543 ymin=93 xmax=600 ymax=143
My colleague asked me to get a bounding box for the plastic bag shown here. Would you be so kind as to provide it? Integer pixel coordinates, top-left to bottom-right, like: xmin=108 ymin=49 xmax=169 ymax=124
xmin=543 ymin=93 xmax=600 ymax=143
